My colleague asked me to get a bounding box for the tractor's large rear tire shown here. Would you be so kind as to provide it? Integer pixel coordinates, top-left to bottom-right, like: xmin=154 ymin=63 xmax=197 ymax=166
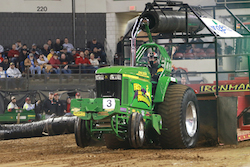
xmin=74 ymin=117 xmax=91 ymax=148
xmin=157 ymin=84 xmax=199 ymax=149
xmin=128 ymin=112 xmax=145 ymax=148
xmin=104 ymin=134 xmax=129 ymax=149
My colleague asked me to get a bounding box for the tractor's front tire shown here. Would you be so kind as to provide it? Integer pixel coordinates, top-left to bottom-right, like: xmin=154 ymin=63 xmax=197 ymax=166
xmin=74 ymin=117 xmax=91 ymax=148
xmin=128 ymin=112 xmax=145 ymax=148
xmin=157 ymin=84 xmax=199 ymax=148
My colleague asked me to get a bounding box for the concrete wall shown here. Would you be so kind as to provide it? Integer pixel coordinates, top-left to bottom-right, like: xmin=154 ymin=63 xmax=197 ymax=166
xmin=0 ymin=0 xmax=106 ymax=13
xmin=106 ymin=12 xmax=139 ymax=59
xmin=0 ymin=0 xmax=72 ymax=13
xmin=75 ymin=0 xmax=106 ymax=13
xmin=106 ymin=0 xmax=216 ymax=13
xmin=106 ymin=0 xmax=152 ymax=13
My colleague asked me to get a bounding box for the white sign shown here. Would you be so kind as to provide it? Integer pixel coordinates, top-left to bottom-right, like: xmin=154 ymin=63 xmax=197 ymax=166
xmin=16 ymin=116 xmax=26 ymax=120
xmin=103 ymin=99 xmax=115 ymax=110
xmin=201 ymin=18 xmax=243 ymax=37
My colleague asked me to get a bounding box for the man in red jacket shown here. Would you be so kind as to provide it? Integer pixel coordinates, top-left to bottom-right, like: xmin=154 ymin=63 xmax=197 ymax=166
xmin=49 ymin=53 xmax=60 ymax=74
xmin=8 ymin=44 xmax=20 ymax=66
xmin=75 ymin=51 xmax=95 ymax=73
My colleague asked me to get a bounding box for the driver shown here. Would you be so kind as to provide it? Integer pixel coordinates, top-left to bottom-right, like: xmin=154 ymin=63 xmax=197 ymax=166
xmin=23 ymin=97 xmax=41 ymax=111
xmin=148 ymin=52 xmax=163 ymax=95
xmin=148 ymin=52 xmax=163 ymax=83
xmin=7 ymin=96 xmax=19 ymax=112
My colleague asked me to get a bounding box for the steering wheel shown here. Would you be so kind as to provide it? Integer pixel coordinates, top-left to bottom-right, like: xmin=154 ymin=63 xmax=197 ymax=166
xmin=136 ymin=61 xmax=149 ymax=67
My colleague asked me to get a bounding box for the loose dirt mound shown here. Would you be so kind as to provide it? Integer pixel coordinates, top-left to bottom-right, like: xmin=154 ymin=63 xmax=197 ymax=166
xmin=1 ymin=134 xmax=250 ymax=167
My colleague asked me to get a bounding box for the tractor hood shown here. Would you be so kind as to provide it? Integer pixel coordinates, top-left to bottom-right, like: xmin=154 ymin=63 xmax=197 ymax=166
xmin=96 ymin=66 xmax=151 ymax=80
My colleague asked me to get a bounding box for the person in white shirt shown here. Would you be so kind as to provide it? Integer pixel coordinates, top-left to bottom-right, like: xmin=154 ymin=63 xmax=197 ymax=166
xmin=62 ymin=37 xmax=74 ymax=53
xmin=37 ymin=54 xmax=49 ymax=65
xmin=0 ymin=44 xmax=4 ymax=53
xmin=23 ymin=97 xmax=41 ymax=111
xmin=37 ymin=54 xmax=49 ymax=74
xmin=0 ymin=66 xmax=6 ymax=89
xmin=6 ymin=62 xmax=22 ymax=78
xmin=7 ymin=96 xmax=19 ymax=112
xmin=6 ymin=62 xmax=23 ymax=89
xmin=89 ymin=53 xmax=99 ymax=70
xmin=0 ymin=66 xmax=6 ymax=78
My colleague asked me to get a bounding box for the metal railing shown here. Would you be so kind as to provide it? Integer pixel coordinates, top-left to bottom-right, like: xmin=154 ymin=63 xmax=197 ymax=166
xmin=216 ymin=0 xmax=250 ymax=4
xmin=1 ymin=64 xmax=102 ymax=91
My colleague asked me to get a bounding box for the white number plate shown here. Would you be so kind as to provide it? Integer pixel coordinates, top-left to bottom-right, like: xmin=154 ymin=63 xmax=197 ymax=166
xmin=103 ymin=99 xmax=115 ymax=110
xmin=16 ymin=116 xmax=26 ymax=120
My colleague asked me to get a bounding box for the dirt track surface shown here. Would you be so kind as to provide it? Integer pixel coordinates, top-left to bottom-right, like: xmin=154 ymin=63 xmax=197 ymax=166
xmin=1 ymin=134 xmax=250 ymax=167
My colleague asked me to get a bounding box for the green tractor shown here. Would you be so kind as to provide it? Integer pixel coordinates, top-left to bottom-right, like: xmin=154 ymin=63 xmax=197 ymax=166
xmin=71 ymin=11 xmax=199 ymax=149
xmin=71 ymin=48 xmax=199 ymax=149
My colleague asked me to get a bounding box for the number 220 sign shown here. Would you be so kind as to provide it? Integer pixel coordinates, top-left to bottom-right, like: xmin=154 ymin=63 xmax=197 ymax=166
xmin=103 ymin=99 xmax=115 ymax=110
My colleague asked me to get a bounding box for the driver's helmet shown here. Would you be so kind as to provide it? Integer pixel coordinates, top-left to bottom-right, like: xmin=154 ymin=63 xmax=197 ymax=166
xmin=148 ymin=52 xmax=158 ymax=59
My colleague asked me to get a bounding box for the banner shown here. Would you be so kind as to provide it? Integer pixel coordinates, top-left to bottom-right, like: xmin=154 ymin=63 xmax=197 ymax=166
xmin=201 ymin=18 xmax=243 ymax=37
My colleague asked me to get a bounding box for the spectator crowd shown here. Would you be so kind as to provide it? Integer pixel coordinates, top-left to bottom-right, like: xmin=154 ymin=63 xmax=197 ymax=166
xmin=164 ymin=38 xmax=230 ymax=60
xmin=42 ymin=91 xmax=82 ymax=118
xmin=0 ymin=38 xmax=107 ymax=80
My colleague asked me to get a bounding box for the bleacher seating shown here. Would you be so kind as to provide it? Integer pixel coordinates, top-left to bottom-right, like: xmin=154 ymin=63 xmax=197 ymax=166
xmin=184 ymin=53 xmax=194 ymax=59
xmin=173 ymin=52 xmax=184 ymax=59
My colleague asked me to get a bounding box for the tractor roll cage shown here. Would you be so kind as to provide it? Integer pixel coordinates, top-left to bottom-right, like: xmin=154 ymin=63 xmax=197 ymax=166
xmin=123 ymin=0 xmax=250 ymax=95
xmin=135 ymin=43 xmax=172 ymax=77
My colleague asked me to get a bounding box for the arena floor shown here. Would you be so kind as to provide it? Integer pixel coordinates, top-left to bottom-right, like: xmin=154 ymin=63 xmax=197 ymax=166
xmin=0 ymin=134 xmax=250 ymax=167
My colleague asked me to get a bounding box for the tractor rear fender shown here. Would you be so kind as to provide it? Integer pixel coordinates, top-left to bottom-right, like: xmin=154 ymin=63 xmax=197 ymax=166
xmin=153 ymin=76 xmax=177 ymax=103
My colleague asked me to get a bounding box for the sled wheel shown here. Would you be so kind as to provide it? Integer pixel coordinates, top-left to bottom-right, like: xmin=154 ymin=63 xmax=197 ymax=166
xmin=157 ymin=84 xmax=199 ymax=148
xmin=74 ymin=117 xmax=91 ymax=148
xmin=128 ymin=112 xmax=145 ymax=148
xmin=104 ymin=134 xmax=129 ymax=149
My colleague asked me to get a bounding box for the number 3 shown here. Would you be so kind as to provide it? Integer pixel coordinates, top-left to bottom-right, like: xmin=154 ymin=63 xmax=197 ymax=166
xmin=103 ymin=99 xmax=115 ymax=110
xmin=107 ymin=100 xmax=112 ymax=107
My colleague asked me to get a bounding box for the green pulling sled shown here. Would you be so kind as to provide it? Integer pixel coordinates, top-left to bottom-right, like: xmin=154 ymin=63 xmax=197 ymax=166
xmin=0 ymin=109 xmax=36 ymax=123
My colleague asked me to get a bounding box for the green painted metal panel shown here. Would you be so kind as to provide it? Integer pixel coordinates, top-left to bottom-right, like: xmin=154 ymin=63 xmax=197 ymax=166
xmin=154 ymin=76 xmax=176 ymax=103
xmin=0 ymin=109 xmax=36 ymax=123
xmin=122 ymin=78 xmax=129 ymax=105
xmin=71 ymin=98 xmax=121 ymax=120
xmin=151 ymin=114 xmax=162 ymax=134
xmin=125 ymin=75 xmax=152 ymax=110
